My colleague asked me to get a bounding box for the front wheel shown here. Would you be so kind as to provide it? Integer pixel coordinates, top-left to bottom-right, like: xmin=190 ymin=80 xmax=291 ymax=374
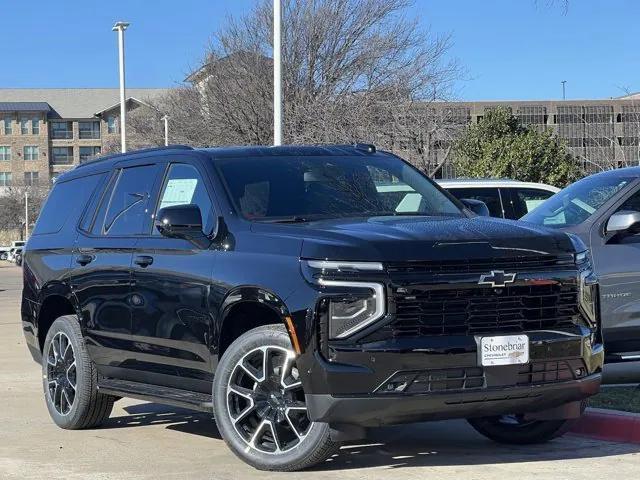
xmin=213 ymin=324 xmax=339 ymax=471
xmin=468 ymin=413 xmax=579 ymax=445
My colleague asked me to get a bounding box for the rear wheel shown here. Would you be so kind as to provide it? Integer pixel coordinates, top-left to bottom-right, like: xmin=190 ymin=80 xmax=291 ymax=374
xmin=213 ymin=324 xmax=339 ymax=471
xmin=42 ymin=315 xmax=116 ymax=429
xmin=468 ymin=412 xmax=579 ymax=445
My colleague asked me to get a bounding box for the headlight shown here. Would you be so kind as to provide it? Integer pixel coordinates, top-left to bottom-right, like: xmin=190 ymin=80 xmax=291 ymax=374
xmin=575 ymin=250 xmax=589 ymax=265
xmin=578 ymin=269 xmax=598 ymax=328
xmin=319 ymin=279 xmax=385 ymax=339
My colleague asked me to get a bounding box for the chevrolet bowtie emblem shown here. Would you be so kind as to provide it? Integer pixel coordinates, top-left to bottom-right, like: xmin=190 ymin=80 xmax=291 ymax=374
xmin=478 ymin=270 xmax=516 ymax=288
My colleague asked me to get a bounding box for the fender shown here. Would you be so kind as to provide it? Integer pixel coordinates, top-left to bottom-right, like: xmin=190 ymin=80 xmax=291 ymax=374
xmin=216 ymin=285 xmax=295 ymax=352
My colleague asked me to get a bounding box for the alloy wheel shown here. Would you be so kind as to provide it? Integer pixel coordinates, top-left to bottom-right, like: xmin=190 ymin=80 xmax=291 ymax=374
xmin=46 ymin=332 xmax=77 ymax=416
xmin=227 ymin=346 xmax=311 ymax=454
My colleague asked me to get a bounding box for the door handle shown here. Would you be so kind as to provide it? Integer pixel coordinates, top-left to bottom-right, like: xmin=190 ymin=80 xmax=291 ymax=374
xmin=134 ymin=255 xmax=154 ymax=268
xmin=75 ymin=254 xmax=94 ymax=266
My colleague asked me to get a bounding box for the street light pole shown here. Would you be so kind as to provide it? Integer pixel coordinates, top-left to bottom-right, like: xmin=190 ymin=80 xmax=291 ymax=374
xmin=273 ymin=0 xmax=283 ymax=146
xmin=24 ymin=191 xmax=28 ymax=239
xmin=112 ymin=21 xmax=130 ymax=153
xmin=561 ymin=80 xmax=567 ymax=100
xmin=162 ymin=115 xmax=169 ymax=146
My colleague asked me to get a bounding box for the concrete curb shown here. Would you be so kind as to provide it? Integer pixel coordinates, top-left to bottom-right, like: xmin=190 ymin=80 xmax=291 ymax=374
xmin=569 ymin=408 xmax=640 ymax=443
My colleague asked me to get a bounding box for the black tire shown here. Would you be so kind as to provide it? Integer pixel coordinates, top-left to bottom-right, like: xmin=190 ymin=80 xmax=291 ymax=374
xmin=213 ymin=324 xmax=339 ymax=471
xmin=42 ymin=315 xmax=115 ymax=429
xmin=468 ymin=411 xmax=580 ymax=445
xmin=0 ymin=252 xmax=7 ymax=261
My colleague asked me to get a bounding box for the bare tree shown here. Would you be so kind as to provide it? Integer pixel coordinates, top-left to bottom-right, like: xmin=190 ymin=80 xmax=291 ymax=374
xmin=0 ymin=181 xmax=48 ymax=240
xmin=127 ymin=0 xmax=462 ymax=173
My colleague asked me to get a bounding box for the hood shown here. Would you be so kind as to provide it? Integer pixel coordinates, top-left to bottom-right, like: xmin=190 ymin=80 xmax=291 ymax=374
xmin=251 ymin=215 xmax=577 ymax=262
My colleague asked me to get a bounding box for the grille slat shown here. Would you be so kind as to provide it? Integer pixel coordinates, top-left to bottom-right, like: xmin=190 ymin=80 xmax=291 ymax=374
xmin=389 ymin=284 xmax=579 ymax=337
xmin=387 ymin=255 xmax=573 ymax=275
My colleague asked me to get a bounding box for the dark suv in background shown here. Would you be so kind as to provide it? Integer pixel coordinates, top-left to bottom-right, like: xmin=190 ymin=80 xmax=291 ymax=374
xmin=22 ymin=145 xmax=602 ymax=471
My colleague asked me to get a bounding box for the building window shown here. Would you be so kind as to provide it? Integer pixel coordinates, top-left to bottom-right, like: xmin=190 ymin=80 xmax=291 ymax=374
xmin=0 ymin=146 xmax=10 ymax=161
xmin=31 ymin=116 xmax=40 ymax=135
xmin=24 ymin=171 xmax=39 ymax=186
xmin=20 ymin=116 xmax=29 ymax=134
xmin=107 ymin=115 xmax=117 ymax=134
xmin=51 ymin=121 xmax=73 ymax=139
xmin=3 ymin=116 xmax=11 ymax=135
xmin=79 ymin=121 xmax=101 ymax=139
xmin=23 ymin=146 xmax=39 ymax=161
xmin=52 ymin=146 xmax=73 ymax=165
xmin=0 ymin=172 xmax=12 ymax=186
xmin=79 ymin=146 xmax=101 ymax=163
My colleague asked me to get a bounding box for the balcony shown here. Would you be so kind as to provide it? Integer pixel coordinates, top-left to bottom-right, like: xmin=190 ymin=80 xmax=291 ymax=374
xmin=51 ymin=131 xmax=73 ymax=140
xmin=79 ymin=121 xmax=101 ymax=140
xmin=51 ymin=147 xmax=74 ymax=165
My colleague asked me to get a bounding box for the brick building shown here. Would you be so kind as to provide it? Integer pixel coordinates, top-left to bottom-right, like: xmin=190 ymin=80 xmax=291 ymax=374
xmin=0 ymin=88 xmax=167 ymax=190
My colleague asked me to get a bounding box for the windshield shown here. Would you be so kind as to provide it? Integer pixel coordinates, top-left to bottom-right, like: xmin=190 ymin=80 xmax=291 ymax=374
xmin=216 ymin=155 xmax=462 ymax=221
xmin=522 ymin=173 xmax=634 ymax=228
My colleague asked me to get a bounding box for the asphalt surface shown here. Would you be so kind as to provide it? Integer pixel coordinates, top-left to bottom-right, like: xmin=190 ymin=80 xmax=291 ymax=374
xmin=1 ymin=263 xmax=639 ymax=479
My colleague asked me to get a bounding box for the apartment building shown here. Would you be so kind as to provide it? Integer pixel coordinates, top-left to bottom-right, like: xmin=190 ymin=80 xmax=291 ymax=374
xmin=0 ymin=88 xmax=167 ymax=187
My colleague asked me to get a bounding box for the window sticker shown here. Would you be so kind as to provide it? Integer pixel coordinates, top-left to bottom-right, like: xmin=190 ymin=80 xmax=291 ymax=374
xmin=159 ymin=178 xmax=198 ymax=209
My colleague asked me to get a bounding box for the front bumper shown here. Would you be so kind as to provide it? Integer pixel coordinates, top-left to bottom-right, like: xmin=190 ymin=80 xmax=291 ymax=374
xmin=301 ymin=330 xmax=603 ymax=427
xmin=307 ymin=373 xmax=601 ymax=427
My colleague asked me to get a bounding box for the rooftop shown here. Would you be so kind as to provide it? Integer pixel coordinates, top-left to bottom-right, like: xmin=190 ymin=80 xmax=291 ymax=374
xmin=0 ymin=101 xmax=51 ymax=112
xmin=0 ymin=88 xmax=168 ymax=118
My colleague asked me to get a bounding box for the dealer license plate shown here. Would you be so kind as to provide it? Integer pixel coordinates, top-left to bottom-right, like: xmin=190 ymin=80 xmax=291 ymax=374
xmin=479 ymin=335 xmax=529 ymax=366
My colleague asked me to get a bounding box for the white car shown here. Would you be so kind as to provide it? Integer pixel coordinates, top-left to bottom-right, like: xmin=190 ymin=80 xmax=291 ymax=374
xmin=7 ymin=247 xmax=23 ymax=263
xmin=436 ymin=179 xmax=559 ymax=220
xmin=1 ymin=241 xmax=25 ymax=261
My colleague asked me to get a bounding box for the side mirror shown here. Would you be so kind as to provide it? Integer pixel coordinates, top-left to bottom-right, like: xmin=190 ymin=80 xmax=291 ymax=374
xmin=155 ymin=204 xmax=211 ymax=248
xmin=460 ymin=198 xmax=491 ymax=217
xmin=606 ymin=210 xmax=640 ymax=235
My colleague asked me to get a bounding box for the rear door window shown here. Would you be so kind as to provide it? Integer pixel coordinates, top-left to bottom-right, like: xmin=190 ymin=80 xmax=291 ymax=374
xmin=447 ymin=187 xmax=504 ymax=218
xmin=93 ymin=164 xmax=159 ymax=236
xmin=503 ymin=188 xmax=555 ymax=219
xmin=33 ymin=173 xmax=105 ymax=235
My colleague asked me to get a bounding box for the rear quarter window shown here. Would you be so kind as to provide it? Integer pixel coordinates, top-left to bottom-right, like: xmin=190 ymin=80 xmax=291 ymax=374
xmin=32 ymin=173 xmax=105 ymax=235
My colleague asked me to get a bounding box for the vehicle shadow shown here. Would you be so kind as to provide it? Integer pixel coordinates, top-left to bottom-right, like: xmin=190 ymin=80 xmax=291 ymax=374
xmin=317 ymin=420 xmax=640 ymax=471
xmin=103 ymin=402 xmax=639 ymax=471
xmin=103 ymin=402 xmax=222 ymax=440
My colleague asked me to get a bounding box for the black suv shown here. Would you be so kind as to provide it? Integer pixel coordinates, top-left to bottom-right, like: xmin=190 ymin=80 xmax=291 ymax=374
xmin=22 ymin=145 xmax=603 ymax=471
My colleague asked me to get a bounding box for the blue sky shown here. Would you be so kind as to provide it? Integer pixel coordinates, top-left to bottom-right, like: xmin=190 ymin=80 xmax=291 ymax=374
xmin=0 ymin=0 xmax=637 ymax=100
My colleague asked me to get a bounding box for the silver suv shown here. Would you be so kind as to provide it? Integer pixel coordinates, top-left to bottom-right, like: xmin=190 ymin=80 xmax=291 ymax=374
xmin=523 ymin=167 xmax=640 ymax=362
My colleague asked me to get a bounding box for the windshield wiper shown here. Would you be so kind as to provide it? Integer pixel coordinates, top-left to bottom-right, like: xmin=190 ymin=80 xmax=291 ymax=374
xmin=376 ymin=211 xmax=434 ymax=216
xmin=259 ymin=216 xmax=312 ymax=223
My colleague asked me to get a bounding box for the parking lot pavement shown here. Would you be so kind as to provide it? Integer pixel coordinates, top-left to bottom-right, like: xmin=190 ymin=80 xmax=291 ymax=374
xmin=1 ymin=264 xmax=639 ymax=480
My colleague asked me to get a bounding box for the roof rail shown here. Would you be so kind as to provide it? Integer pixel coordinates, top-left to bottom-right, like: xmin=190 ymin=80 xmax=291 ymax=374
xmin=354 ymin=143 xmax=376 ymax=154
xmin=75 ymin=144 xmax=194 ymax=169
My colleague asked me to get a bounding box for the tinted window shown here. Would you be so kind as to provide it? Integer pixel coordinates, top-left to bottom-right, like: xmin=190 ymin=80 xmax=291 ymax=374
xmin=504 ymin=188 xmax=555 ymax=219
xmin=523 ymin=174 xmax=633 ymax=228
xmin=97 ymin=164 xmax=158 ymax=236
xmin=617 ymin=188 xmax=640 ymax=213
xmin=33 ymin=173 xmax=104 ymax=235
xmin=447 ymin=187 xmax=503 ymax=218
xmin=154 ymin=163 xmax=215 ymax=235
xmin=216 ymin=156 xmax=461 ymax=220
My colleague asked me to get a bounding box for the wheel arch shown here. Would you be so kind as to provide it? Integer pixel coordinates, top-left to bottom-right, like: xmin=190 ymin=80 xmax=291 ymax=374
xmin=36 ymin=290 xmax=77 ymax=352
xmin=217 ymin=286 xmax=298 ymax=359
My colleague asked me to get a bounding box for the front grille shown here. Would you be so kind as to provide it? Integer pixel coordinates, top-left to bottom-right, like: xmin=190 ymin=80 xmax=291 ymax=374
xmin=388 ymin=283 xmax=579 ymax=337
xmin=376 ymin=367 xmax=485 ymax=394
xmin=386 ymin=255 xmax=573 ymax=275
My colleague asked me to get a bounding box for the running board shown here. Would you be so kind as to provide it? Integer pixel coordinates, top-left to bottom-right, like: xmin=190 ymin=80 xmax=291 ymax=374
xmin=98 ymin=378 xmax=213 ymax=413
